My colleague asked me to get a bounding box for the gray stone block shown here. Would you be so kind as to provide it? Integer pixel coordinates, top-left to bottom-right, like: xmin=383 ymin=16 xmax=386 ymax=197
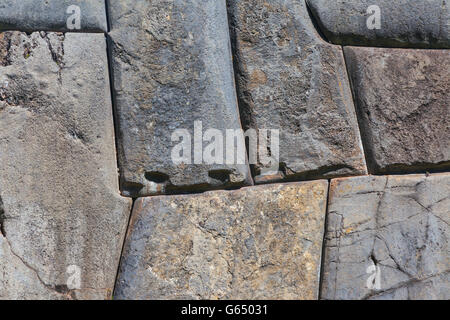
xmin=108 ymin=0 xmax=252 ymax=197
xmin=321 ymin=174 xmax=450 ymax=300
xmin=344 ymin=47 xmax=450 ymax=174
xmin=0 ymin=0 xmax=107 ymax=32
xmin=0 ymin=32 xmax=132 ymax=299
xmin=307 ymin=0 xmax=450 ymax=48
xmin=227 ymin=0 xmax=367 ymax=183
xmin=115 ymin=181 xmax=328 ymax=299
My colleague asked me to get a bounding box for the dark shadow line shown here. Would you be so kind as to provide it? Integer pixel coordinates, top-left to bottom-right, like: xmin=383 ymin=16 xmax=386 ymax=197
xmin=112 ymin=197 xmax=136 ymax=299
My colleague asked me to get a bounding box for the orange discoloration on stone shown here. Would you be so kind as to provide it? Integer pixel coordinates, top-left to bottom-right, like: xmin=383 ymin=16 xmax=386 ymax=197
xmin=249 ymin=69 xmax=268 ymax=89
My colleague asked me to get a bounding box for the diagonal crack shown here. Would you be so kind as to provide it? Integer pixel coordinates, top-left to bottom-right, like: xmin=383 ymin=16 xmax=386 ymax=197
xmin=1 ymin=233 xmax=73 ymax=299
xmin=112 ymin=197 xmax=136 ymax=299
xmin=361 ymin=270 xmax=450 ymax=300
xmin=369 ymin=176 xmax=389 ymax=266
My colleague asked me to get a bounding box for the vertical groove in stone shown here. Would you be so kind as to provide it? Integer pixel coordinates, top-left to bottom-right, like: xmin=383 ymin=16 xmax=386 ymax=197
xmin=318 ymin=179 xmax=332 ymax=300
xmin=342 ymin=46 xmax=372 ymax=173
xmin=225 ymin=0 xmax=256 ymax=179
xmin=224 ymin=0 xmax=255 ymax=187
xmin=105 ymin=33 xmax=123 ymax=192
xmin=104 ymin=0 xmax=111 ymax=32
xmin=113 ymin=197 xmax=137 ymax=299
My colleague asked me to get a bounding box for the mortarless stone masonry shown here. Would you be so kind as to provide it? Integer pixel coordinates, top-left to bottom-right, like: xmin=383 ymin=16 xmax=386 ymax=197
xmin=321 ymin=173 xmax=449 ymax=300
xmin=227 ymin=0 xmax=367 ymax=183
xmin=0 ymin=0 xmax=107 ymax=32
xmin=108 ymin=0 xmax=251 ymax=197
xmin=344 ymin=47 xmax=450 ymax=174
xmin=0 ymin=0 xmax=448 ymax=301
xmin=307 ymin=0 xmax=450 ymax=48
xmin=115 ymin=181 xmax=328 ymax=300
xmin=0 ymin=32 xmax=132 ymax=299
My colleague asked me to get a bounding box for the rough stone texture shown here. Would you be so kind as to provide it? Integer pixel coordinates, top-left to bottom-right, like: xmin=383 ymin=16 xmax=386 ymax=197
xmin=115 ymin=181 xmax=328 ymax=299
xmin=344 ymin=47 xmax=450 ymax=174
xmin=307 ymin=0 xmax=450 ymax=48
xmin=0 ymin=0 xmax=107 ymax=32
xmin=0 ymin=32 xmax=132 ymax=299
xmin=108 ymin=0 xmax=251 ymax=197
xmin=321 ymin=174 xmax=450 ymax=300
xmin=227 ymin=0 xmax=367 ymax=183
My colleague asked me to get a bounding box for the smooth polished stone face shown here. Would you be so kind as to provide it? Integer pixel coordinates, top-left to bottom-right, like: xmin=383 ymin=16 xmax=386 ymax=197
xmin=307 ymin=0 xmax=450 ymax=48
xmin=108 ymin=0 xmax=251 ymax=197
xmin=0 ymin=0 xmax=107 ymax=32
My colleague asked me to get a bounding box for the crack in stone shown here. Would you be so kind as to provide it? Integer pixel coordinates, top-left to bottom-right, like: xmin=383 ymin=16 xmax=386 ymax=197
xmin=333 ymin=211 xmax=344 ymax=299
xmin=328 ymin=175 xmax=449 ymax=299
xmin=375 ymin=234 xmax=415 ymax=279
xmin=361 ymin=270 xmax=450 ymax=300
xmin=39 ymin=32 xmax=65 ymax=83
xmin=1 ymin=233 xmax=74 ymax=299
xmin=0 ymin=196 xmax=5 ymax=237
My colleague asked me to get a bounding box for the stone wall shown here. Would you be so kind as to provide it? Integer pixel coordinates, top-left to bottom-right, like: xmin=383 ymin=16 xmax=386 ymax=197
xmin=0 ymin=0 xmax=448 ymax=300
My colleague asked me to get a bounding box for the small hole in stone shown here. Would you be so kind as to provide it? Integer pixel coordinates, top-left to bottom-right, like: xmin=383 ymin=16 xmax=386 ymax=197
xmin=144 ymin=171 xmax=170 ymax=183
xmin=208 ymin=170 xmax=231 ymax=183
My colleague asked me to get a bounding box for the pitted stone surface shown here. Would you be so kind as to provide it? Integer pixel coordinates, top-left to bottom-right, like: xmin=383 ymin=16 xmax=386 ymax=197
xmin=227 ymin=0 xmax=367 ymax=183
xmin=108 ymin=0 xmax=251 ymax=197
xmin=321 ymin=174 xmax=450 ymax=300
xmin=115 ymin=181 xmax=328 ymax=299
xmin=345 ymin=47 xmax=450 ymax=174
xmin=0 ymin=32 xmax=132 ymax=300
xmin=0 ymin=0 xmax=107 ymax=32
xmin=307 ymin=0 xmax=450 ymax=48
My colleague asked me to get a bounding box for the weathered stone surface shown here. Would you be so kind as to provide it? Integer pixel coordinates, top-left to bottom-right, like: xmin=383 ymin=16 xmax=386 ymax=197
xmin=345 ymin=47 xmax=450 ymax=174
xmin=0 ymin=0 xmax=107 ymax=32
xmin=0 ymin=32 xmax=132 ymax=299
xmin=307 ymin=0 xmax=450 ymax=48
xmin=227 ymin=0 xmax=367 ymax=183
xmin=115 ymin=181 xmax=328 ymax=299
xmin=108 ymin=0 xmax=251 ymax=197
xmin=321 ymin=174 xmax=450 ymax=300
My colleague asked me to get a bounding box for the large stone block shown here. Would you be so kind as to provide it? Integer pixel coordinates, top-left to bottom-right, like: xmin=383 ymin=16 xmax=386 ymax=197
xmin=345 ymin=47 xmax=450 ymax=174
xmin=0 ymin=0 xmax=107 ymax=32
xmin=0 ymin=32 xmax=132 ymax=299
xmin=115 ymin=181 xmax=328 ymax=299
xmin=306 ymin=0 xmax=450 ymax=48
xmin=108 ymin=0 xmax=251 ymax=197
xmin=227 ymin=0 xmax=367 ymax=183
xmin=321 ymin=174 xmax=449 ymax=300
